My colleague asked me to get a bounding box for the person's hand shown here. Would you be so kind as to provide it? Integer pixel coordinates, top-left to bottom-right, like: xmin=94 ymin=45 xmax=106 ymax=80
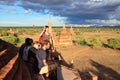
xmin=54 ymin=62 xmax=58 ymax=67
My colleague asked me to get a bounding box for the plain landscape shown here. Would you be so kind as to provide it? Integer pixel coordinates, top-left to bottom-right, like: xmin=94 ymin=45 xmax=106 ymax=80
xmin=0 ymin=27 xmax=120 ymax=80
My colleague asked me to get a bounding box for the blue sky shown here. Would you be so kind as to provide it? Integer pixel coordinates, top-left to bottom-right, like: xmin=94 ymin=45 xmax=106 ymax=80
xmin=0 ymin=0 xmax=120 ymax=26
xmin=0 ymin=4 xmax=65 ymax=26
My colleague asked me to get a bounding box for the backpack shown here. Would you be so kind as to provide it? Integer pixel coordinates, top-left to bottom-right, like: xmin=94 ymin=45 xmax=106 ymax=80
xmin=19 ymin=43 xmax=26 ymax=59
xmin=28 ymin=47 xmax=39 ymax=73
xmin=38 ymin=31 xmax=46 ymax=43
xmin=22 ymin=46 xmax=31 ymax=62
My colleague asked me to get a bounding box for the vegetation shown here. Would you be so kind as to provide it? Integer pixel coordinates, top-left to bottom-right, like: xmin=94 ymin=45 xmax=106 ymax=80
xmin=54 ymin=28 xmax=61 ymax=36
xmin=0 ymin=27 xmax=120 ymax=49
xmin=1 ymin=32 xmax=9 ymax=36
xmin=2 ymin=35 xmax=19 ymax=45
xmin=0 ymin=27 xmax=43 ymax=47
xmin=107 ymin=38 xmax=120 ymax=49
xmin=73 ymin=36 xmax=87 ymax=46
xmin=17 ymin=37 xmax=25 ymax=47
xmin=2 ymin=33 xmax=25 ymax=47
xmin=73 ymin=27 xmax=120 ymax=33
xmin=87 ymin=36 xmax=103 ymax=47
xmin=73 ymin=36 xmax=103 ymax=47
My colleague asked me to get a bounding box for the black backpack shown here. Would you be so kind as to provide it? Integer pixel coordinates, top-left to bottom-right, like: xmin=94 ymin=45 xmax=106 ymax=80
xmin=28 ymin=47 xmax=39 ymax=73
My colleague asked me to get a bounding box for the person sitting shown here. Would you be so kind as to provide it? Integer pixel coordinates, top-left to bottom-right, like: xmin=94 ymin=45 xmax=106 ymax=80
xmin=28 ymin=41 xmax=41 ymax=73
xmin=19 ymin=38 xmax=30 ymax=59
xmin=19 ymin=38 xmax=33 ymax=62
xmin=36 ymin=40 xmax=58 ymax=79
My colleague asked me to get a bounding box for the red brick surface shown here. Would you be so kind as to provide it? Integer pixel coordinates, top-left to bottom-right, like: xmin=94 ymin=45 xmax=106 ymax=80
xmin=0 ymin=39 xmax=32 ymax=80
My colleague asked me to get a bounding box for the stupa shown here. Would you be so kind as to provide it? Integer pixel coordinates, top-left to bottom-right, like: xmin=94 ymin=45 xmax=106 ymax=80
xmin=70 ymin=26 xmax=75 ymax=36
xmin=48 ymin=22 xmax=56 ymax=48
xmin=58 ymin=25 xmax=73 ymax=46
xmin=8 ymin=28 xmax=15 ymax=34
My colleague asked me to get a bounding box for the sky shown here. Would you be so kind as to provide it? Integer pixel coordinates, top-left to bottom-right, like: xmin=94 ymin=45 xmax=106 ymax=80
xmin=0 ymin=0 xmax=120 ymax=26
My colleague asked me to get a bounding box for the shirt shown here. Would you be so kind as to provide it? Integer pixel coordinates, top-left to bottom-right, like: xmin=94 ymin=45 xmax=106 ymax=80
xmin=36 ymin=48 xmax=47 ymax=70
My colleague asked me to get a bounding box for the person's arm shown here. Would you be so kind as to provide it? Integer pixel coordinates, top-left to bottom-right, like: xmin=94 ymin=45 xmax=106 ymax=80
xmin=43 ymin=59 xmax=48 ymax=66
xmin=42 ymin=51 xmax=48 ymax=66
xmin=39 ymin=27 xmax=46 ymax=36
xmin=39 ymin=31 xmax=44 ymax=36
xmin=38 ymin=29 xmax=46 ymax=43
xmin=50 ymin=36 xmax=55 ymax=51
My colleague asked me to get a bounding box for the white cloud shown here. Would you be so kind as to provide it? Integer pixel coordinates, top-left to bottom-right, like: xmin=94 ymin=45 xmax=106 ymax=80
xmin=0 ymin=16 xmax=67 ymax=26
xmin=87 ymin=0 xmax=120 ymax=9
xmin=0 ymin=6 xmax=19 ymax=14
xmin=3 ymin=9 xmax=10 ymax=13
xmin=24 ymin=9 xmax=31 ymax=14
xmin=104 ymin=0 xmax=120 ymax=6
xmin=86 ymin=19 xmax=120 ymax=26
xmin=0 ymin=21 xmax=30 ymax=26
xmin=108 ymin=6 xmax=120 ymax=19
xmin=115 ymin=6 xmax=120 ymax=13
xmin=28 ymin=16 xmax=67 ymax=26
xmin=11 ymin=11 xmax=18 ymax=14
xmin=1 ymin=0 xmax=120 ymax=25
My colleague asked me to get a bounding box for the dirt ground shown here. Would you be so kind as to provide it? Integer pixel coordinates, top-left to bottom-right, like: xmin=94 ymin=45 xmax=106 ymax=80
xmin=57 ymin=46 xmax=120 ymax=80
xmin=19 ymin=29 xmax=120 ymax=80
xmin=82 ymin=31 xmax=120 ymax=44
xmin=19 ymin=33 xmax=40 ymax=41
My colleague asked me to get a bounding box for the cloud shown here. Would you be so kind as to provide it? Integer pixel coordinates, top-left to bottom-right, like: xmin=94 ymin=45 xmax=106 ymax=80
xmin=109 ymin=6 xmax=120 ymax=20
xmin=0 ymin=5 xmax=19 ymax=14
xmin=0 ymin=0 xmax=18 ymax=5
xmin=27 ymin=16 xmax=67 ymax=26
xmin=0 ymin=20 xmax=40 ymax=26
xmin=1 ymin=0 xmax=120 ymax=25
xmin=0 ymin=21 xmax=26 ymax=26
xmin=86 ymin=19 xmax=120 ymax=26
xmin=24 ymin=9 xmax=31 ymax=14
xmin=12 ymin=11 xmax=18 ymax=14
xmin=3 ymin=9 xmax=10 ymax=13
xmin=19 ymin=0 xmax=120 ymax=24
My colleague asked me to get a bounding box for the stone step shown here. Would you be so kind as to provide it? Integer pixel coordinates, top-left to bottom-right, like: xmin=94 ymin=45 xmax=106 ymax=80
xmin=0 ymin=39 xmax=18 ymax=70
xmin=0 ymin=39 xmax=16 ymax=52
xmin=57 ymin=66 xmax=81 ymax=80
xmin=0 ymin=49 xmax=7 ymax=56
xmin=13 ymin=59 xmax=32 ymax=80
xmin=0 ymin=54 xmax=19 ymax=80
xmin=13 ymin=59 xmax=22 ymax=80
xmin=0 ymin=39 xmax=33 ymax=80
xmin=22 ymin=61 xmax=32 ymax=80
xmin=0 ymin=49 xmax=17 ymax=69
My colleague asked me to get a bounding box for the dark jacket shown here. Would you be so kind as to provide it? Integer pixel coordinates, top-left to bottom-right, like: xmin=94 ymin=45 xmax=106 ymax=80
xmin=19 ymin=43 xmax=26 ymax=59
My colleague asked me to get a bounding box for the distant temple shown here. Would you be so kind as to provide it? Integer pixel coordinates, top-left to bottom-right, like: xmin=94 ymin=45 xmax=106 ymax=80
xmin=48 ymin=22 xmax=75 ymax=47
xmin=70 ymin=26 xmax=75 ymax=36
xmin=58 ymin=25 xmax=73 ymax=46
xmin=8 ymin=28 xmax=14 ymax=34
xmin=48 ymin=21 xmax=56 ymax=47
